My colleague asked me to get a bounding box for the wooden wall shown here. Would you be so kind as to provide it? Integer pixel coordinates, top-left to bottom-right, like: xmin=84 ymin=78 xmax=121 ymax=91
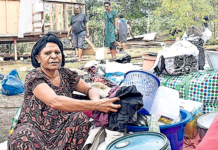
xmin=0 ymin=0 xmax=20 ymax=34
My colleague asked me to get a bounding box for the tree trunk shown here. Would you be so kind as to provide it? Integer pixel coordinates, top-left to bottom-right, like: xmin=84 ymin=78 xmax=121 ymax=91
xmin=147 ymin=10 xmax=150 ymax=34
xmin=214 ymin=21 xmax=216 ymax=39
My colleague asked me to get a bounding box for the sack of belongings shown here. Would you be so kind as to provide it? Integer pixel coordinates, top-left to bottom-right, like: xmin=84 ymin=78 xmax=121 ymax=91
xmin=154 ymin=41 xmax=199 ymax=76
xmin=1 ymin=69 xmax=24 ymax=95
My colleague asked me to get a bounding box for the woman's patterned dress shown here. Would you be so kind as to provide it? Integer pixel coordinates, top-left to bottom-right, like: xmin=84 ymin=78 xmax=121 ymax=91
xmin=8 ymin=67 xmax=91 ymax=150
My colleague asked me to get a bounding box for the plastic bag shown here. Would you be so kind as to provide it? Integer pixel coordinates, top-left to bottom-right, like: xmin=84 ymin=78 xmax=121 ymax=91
xmin=154 ymin=41 xmax=199 ymax=76
xmin=1 ymin=69 xmax=25 ymax=95
xmin=148 ymin=114 xmax=160 ymax=133
xmin=0 ymin=74 xmax=4 ymax=80
xmin=115 ymin=54 xmax=131 ymax=63
xmin=201 ymin=28 xmax=212 ymax=45
xmin=105 ymin=72 xmax=125 ymax=85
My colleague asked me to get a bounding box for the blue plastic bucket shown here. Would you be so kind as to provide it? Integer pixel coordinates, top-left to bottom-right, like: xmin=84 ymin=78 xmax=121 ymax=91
xmin=124 ymin=70 xmax=160 ymax=112
xmin=127 ymin=109 xmax=191 ymax=150
xmin=106 ymin=132 xmax=171 ymax=150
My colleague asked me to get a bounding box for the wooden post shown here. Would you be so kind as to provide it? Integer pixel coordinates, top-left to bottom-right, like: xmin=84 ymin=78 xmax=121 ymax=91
xmin=32 ymin=4 xmax=34 ymax=33
xmin=41 ymin=12 xmax=45 ymax=33
xmin=13 ymin=38 xmax=17 ymax=61
xmin=82 ymin=0 xmax=85 ymax=14
xmin=61 ymin=5 xmax=64 ymax=30
xmin=49 ymin=4 xmax=53 ymax=30
xmin=9 ymin=43 xmax=12 ymax=54
xmin=55 ymin=4 xmax=60 ymax=31
xmin=63 ymin=4 xmax=67 ymax=31
xmin=66 ymin=6 xmax=69 ymax=29
xmin=42 ymin=3 xmax=46 ymax=33
xmin=71 ymin=0 xmax=75 ymax=15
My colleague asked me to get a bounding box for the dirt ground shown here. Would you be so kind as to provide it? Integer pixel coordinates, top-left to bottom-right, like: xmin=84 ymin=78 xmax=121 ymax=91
xmin=0 ymin=47 xmax=161 ymax=143
xmin=0 ymin=94 xmax=23 ymax=142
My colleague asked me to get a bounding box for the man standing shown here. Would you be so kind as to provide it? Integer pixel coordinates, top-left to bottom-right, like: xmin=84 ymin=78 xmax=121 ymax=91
xmin=68 ymin=5 xmax=89 ymax=62
xmin=103 ymin=1 xmax=118 ymax=59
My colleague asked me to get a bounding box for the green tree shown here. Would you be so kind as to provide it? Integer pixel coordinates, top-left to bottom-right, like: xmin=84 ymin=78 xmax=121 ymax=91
xmin=152 ymin=0 xmax=212 ymax=35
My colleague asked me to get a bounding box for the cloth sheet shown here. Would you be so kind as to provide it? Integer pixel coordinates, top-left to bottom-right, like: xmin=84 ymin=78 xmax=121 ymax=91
xmin=183 ymin=134 xmax=201 ymax=150
xmin=82 ymin=125 xmax=102 ymax=150
xmin=89 ymin=82 xmax=111 ymax=98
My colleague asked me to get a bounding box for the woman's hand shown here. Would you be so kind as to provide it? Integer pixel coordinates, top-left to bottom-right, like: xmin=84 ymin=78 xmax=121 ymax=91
xmin=95 ymin=97 xmax=121 ymax=113
xmin=115 ymin=29 xmax=118 ymax=35
xmin=102 ymin=31 xmax=105 ymax=37
xmin=86 ymin=32 xmax=89 ymax=38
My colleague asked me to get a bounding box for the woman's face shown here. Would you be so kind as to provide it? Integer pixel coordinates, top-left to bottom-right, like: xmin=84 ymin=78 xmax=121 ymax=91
xmin=36 ymin=42 xmax=62 ymax=71
xmin=74 ymin=6 xmax=80 ymax=14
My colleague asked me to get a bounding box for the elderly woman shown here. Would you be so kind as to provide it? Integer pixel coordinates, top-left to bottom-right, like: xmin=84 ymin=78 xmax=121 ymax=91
xmin=68 ymin=5 xmax=89 ymax=62
xmin=8 ymin=33 xmax=120 ymax=150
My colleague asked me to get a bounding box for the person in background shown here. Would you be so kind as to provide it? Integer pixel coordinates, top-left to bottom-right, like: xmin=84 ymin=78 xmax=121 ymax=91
xmin=103 ymin=1 xmax=118 ymax=59
xmin=68 ymin=5 xmax=89 ymax=62
xmin=117 ymin=13 xmax=129 ymax=53
xmin=7 ymin=33 xmax=121 ymax=150
xmin=127 ymin=20 xmax=135 ymax=39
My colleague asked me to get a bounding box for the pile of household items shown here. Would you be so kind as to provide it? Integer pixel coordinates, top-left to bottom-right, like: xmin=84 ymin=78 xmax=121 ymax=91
xmin=1 ymin=26 xmax=218 ymax=150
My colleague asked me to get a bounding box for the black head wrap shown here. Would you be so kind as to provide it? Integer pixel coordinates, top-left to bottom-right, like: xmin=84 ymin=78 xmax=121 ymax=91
xmin=31 ymin=32 xmax=65 ymax=68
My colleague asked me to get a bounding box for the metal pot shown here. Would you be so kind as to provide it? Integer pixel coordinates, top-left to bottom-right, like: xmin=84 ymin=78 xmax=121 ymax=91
xmin=106 ymin=132 xmax=171 ymax=150
xmin=197 ymin=112 xmax=218 ymax=140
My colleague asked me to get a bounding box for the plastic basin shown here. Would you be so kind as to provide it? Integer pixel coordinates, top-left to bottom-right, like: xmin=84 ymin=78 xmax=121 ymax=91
xmin=127 ymin=109 xmax=191 ymax=150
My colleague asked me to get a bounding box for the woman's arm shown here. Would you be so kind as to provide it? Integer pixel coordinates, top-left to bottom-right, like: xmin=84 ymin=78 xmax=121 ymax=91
xmin=103 ymin=21 xmax=105 ymax=36
xmin=75 ymin=79 xmax=100 ymax=100
xmin=33 ymin=83 xmax=120 ymax=113
xmin=115 ymin=18 xmax=118 ymax=35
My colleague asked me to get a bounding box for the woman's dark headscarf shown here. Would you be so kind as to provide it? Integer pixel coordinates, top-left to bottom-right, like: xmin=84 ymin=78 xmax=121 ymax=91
xmin=31 ymin=33 xmax=65 ymax=68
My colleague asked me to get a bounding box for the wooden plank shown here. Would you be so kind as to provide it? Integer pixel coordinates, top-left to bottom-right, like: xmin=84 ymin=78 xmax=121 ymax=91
xmin=33 ymin=20 xmax=42 ymax=23
xmin=8 ymin=1 xmax=20 ymax=34
xmin=43 ymin=0 xmax=86 ymax=5
xmin=0 ymin=1 xmax=7 ymax=34
xmin=82 ymin=48 xmax=95 ymax=55
xmin=85 ymin=38 xmax=95 ymax=50
xmin=32 ymin=12 xmax=43 ymax=15
xmin=33 ymin=27 xmax=42 ymax=29
xmin=0 ymin=0 xmax=20 ymax=1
